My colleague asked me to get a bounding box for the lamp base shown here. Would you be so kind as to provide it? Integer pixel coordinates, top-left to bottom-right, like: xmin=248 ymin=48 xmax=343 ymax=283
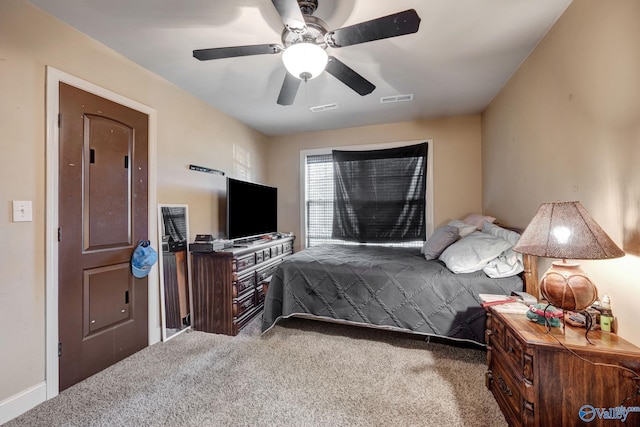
xmin=540 ymin=260 xmax=598 ymax=311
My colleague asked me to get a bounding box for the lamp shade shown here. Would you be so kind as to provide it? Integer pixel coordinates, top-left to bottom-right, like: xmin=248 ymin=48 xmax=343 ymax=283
xmin=513 ymin=201 xmax=624 ymax=311
xmin=512 ymin=201 xmax=624 ymax=260
xmin=282 ymin=42 xmax=328 ymax=80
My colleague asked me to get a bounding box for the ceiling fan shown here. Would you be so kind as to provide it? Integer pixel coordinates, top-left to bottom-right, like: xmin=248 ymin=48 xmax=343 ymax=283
xmin=193 ymin=0 xmax=421 ymax=106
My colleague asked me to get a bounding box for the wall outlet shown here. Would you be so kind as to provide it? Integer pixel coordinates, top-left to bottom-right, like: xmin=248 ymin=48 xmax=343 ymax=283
xmin=12 ymin=200 xmax=33 ymax=222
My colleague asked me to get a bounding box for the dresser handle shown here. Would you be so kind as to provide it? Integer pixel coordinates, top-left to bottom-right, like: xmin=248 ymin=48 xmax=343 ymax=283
xmin=497 ymin=374 xmax=513 ymax=397
xmin=508 ymin=345 xmax=514 ymax=354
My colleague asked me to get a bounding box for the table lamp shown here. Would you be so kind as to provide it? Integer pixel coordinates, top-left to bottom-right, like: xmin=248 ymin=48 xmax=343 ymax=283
xmin=512 ymin=201 xmax=625 ymax=311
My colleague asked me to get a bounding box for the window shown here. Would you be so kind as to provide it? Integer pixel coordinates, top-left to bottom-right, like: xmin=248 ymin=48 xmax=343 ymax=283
xmin=302 ymin=140 xmax=433 ymax=248
xmin=233 ymin=144 xmax=251 ymax=181
xmin=161 ymin=206 xmax=187 ymax=242
xmin=305 ymin=153 xmax=339 ymax=247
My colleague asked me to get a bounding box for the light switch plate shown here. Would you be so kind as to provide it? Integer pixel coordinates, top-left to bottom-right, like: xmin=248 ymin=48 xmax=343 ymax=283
xmin=12 ymin=200 xmax=33 ymax=222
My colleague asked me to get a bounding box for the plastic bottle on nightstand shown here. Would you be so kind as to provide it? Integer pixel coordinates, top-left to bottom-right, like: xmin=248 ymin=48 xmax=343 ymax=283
xmin=600 ymin=295 xmax=614 ymax=333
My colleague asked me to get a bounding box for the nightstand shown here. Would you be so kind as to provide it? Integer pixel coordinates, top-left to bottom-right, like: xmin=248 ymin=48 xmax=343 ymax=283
xmin=485 ymin=306 xmax=640 ymax=426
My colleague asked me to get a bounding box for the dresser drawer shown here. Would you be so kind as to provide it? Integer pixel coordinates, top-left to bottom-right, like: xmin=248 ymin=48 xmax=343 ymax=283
xmin=488 ymin=313 xmax=506 ymax=352
xmin=234 ymin=305 xmax=261 ymax=332
xmin=505 ymin=329 xmax=524 ymax=373
xmin=255 ymin=284 xmax=266 ymax=306
xmin=232 ymin=273 xmax=255 ymax=299
xmin=256 ymin=260 xmax=281 ymax=285
xmin=270 ymin=244 xmax=282 ymax=257
xmin=234 ymin=253 xmax=256 ymax=273
xmin=491 ymin=353 xmax=524 ymax=426
xmin=233 ymin=289 xmax=255 ymax=318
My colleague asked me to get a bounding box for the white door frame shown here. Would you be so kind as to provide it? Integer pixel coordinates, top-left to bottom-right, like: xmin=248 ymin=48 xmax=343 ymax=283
xmin=45 ymin=67 xmax=160 ymax=399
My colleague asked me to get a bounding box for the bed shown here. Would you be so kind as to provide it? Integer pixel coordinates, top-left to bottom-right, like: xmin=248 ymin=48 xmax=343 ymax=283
xmin=261 ymin=223 xmax=539 ymax=346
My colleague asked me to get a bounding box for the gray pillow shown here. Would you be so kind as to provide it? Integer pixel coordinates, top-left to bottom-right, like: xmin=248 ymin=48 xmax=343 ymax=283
xmin=422 ymin=225 xmax=459 ymax=260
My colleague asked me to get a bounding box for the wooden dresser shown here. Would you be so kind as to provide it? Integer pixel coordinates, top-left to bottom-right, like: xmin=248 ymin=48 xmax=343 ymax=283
xmin=191 ymin=236 xmax=294 ymax=336
xmin=485 ymin=307 xmax=640 ymax=426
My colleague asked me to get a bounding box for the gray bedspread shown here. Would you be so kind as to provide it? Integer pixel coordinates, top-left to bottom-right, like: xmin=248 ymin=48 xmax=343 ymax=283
xmin=261 ymin=244 xmax=523 ymax=345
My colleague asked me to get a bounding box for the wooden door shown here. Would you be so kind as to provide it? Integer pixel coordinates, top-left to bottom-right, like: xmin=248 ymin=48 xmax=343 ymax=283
xmin=58 ymin=82 xmax=149 ymax=391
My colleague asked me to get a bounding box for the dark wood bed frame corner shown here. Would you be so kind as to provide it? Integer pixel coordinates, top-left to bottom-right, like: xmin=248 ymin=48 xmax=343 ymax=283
xmin=522 ymin=254 xmax=539 ymax=299
xmin=500 ymin=224 xmax=539 ymax=299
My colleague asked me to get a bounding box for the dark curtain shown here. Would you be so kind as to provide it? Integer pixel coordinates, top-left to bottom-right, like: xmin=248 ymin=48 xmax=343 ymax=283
xmin=331 ymin=143 xmax=427 ymax=243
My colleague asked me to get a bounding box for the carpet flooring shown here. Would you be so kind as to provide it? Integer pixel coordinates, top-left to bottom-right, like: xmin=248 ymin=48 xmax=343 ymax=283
xmin=5 ymin=317 xmax=507 ymax=426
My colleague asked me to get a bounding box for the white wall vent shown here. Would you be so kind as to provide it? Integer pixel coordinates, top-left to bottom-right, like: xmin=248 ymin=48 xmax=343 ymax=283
xmin=309 ymin=103 xmax=339 ymax=113
xmin=380 ymin=94 xmax=414 ymax=104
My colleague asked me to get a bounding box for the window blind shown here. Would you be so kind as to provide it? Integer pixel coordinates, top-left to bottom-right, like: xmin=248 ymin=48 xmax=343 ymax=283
xmin=305 ymin=153 xmax=336 ymax=247
xmin=161 ymin=207 xmax=186 ymax=242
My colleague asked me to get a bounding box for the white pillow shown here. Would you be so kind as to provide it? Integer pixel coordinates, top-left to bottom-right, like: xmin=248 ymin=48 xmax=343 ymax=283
xmin=482 ymin=222 xmax=520 ymax=246
xmin=447 ymin=220 xmax=477 ymax=238
xmin=483 ymin=248 xmax=524 ymax=278
xmin=439 ymin=231 xmax=512 ymax=274
xmin=481 ymin=222 xmax=524 ymax=278
xmin=462 ymin=213 xmax=497 ymax=230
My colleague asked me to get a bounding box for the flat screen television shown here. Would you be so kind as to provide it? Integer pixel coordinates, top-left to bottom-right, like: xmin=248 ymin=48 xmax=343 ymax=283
xmin=226 ymin=177 xmax=278 ymax=240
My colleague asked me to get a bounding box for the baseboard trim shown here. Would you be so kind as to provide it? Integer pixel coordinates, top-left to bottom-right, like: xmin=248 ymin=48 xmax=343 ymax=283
xmin=0 ymin=382 xmax=46 ymax=424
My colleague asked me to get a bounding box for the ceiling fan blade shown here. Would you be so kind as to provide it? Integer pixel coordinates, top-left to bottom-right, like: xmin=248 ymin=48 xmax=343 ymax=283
xmin=326 ymin=9 xmax=421 ymax=48
xmin=193 ymin=44 xmax=283 ymax=61
xmin=325 ymin=57 xmax=375 ymax=96
xmin=277 ymin=72 xmax=301 ymax=105
xmin=271 ymin=0 xmax=307 ymax=33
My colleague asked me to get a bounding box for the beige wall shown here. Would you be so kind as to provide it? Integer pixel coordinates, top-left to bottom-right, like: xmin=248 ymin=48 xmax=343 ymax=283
xmin=265 ymin=116 xmax=484 ymax=251
xmin=483 ymin=0 xmax=640 ymax=345
xmin=0 ymin=0 xmax=267 ymax=406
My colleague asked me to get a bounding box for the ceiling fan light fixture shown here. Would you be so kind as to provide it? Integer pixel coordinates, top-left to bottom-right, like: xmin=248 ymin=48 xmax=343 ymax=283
xmin=282 ymin=42 xmax=328 ymax=80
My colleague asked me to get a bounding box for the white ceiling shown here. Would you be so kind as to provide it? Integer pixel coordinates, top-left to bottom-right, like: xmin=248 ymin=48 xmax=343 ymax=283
xmin=26 ymin=0 xmax=572 ymax=136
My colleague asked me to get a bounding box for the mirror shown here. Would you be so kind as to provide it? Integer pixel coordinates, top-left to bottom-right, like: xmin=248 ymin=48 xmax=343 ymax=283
xmin=157 ymin=204 xmax=192 ymax=341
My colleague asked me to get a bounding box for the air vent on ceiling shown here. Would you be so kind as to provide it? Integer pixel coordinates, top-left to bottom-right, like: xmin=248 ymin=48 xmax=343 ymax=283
xmin=380 ymin=94 xmax=414 ymax=104
xmin=309 ymin=103 xmax=339 ymax=113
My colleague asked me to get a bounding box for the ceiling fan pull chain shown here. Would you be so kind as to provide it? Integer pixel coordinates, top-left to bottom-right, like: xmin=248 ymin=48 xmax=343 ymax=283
xmin=304 ymin=80 xmax=308 ymax=105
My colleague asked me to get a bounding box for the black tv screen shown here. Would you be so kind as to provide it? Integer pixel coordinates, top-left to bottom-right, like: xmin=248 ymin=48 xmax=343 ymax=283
xmin=226 ymin=177 xmax=278 ymax=240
